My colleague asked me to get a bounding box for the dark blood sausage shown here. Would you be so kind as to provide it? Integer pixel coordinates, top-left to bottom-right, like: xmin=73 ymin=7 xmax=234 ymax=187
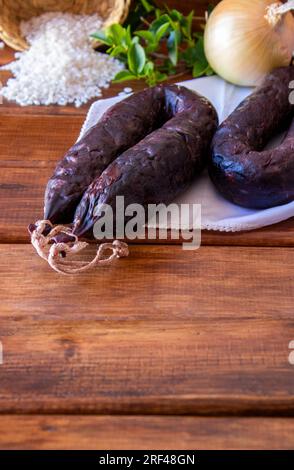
xmin=209 ymin=66 xmax=294 ymax=209
xmin=44 ymin=86 xmax=164 ymax=223
xmin=72 ymin=85 xmax=218 ymax=237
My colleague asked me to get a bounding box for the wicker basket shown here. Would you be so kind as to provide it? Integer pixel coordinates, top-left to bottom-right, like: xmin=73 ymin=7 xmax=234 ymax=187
xmin=0 ymin=0 xmax=131 ymax=51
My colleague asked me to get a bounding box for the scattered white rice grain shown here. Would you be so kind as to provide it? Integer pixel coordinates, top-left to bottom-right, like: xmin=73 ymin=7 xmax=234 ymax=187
xmin=118 ymin=87 xmax=133 ymax=98
xmin=0 ymin=41 xmax=4 ymax=49
xmin=0 ymin=13 xmax=124 ymax=107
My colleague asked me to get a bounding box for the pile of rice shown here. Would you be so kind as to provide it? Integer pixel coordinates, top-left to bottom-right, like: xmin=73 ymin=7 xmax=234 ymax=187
xmin=0 ymin=13 xmax=124 ymax=107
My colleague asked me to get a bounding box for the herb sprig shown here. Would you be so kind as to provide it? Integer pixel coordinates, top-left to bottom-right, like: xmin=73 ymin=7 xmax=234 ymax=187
xmin=91 ymin=0 xmax=214 ymax=86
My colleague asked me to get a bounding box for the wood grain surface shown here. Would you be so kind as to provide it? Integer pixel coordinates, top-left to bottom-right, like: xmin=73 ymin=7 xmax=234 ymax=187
xmin=0 ymin=0 xmax=293 ymax=450
xmin=0 ymin=416 xmax=293 ymax=450
xmin=0 ymin=245 xmax=293 ymax=415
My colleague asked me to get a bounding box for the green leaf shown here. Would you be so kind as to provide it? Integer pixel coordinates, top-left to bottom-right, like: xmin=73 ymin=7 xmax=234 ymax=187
xmin=109 ymin=45 xmax=126 ymax=57
xmin=169 ymin=9 xmax=183 ymax=22
xmin=93 ymin=2 xmax=213 ymax=87
xmin=181 ymin=10 xmax=194 ymax=40
xmin=150 ymin=14 xmax=171 ymax=33
xmin=143 ymin=60 xmax=155 ymax=75
xmin=145 ymin=69 xmax=167 ymax=87
xmin=193 ymin=31 xmax=203 ymax=40
xmin=125 ymin=25 xmax=132 ymax=46
xmin=167 ymin=30 xmax=178 ymax=66
xmin=90 ymin=31 xmax=112 ymax=46
xmin=135 ymin=30 xmax=156 ymax=43
xmin=119 ymin=25 xmax=133 ymax=48
xmin=131 ymin=36 xmax=140 ymax=44
xmin=113 ymin=70 xmax=138 ymax=82
xmin=192 ymin=62 xmax=206 ymax=78
xmin=154 ymin=71 xmax=168 ymax=82
xmin=136 ymin=29 xmax=157 ymax=54
xmin=182 ymin=45 xmax=197 ymax=67
xmin=140 ymin=0 xmax=155 ymax=13
xmin=194 ymin=37 xmax=207 ymax=63
xmin=183 ymin=35 xmax=211 ymax=76
xmin=155 ymin=22 xmax=170 ymax=42
xmin=128 ymin=43 xmax=146 ymax=74
xmin=109 ymin=24 xmax=126 ymax=43
xmin=205 ymin=65 xmax=214 ymax=76
xmin=192 ymin=62 xmax=212 ymax=78
xmin=155 ymin=8 xmax=162 ymax=19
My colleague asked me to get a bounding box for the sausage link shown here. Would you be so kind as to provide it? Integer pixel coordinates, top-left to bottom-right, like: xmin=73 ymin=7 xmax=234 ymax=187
xmin=209 ymin=66 xmax=294 ymax=209
xmin=72 ymin=85 xmax=218 ymax=237
xmin=44 ymin=86 xmax=164 ymax=223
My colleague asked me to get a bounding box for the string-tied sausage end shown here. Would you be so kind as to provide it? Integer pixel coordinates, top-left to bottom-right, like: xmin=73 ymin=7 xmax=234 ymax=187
xmin=29 ymin=220 xmax=129 ymax=275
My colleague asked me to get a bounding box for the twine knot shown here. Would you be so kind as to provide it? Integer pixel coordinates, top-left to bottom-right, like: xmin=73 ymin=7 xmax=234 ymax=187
xmin=29 ymin=220 xmax=129 ymax=275
xmin=113 ymin=239 xmax=129 ymax=258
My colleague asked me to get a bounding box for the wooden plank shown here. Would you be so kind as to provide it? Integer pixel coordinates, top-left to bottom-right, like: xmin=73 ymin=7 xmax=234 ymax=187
xmin=0 ymin=164 xmax=293 ymax=245
xmin=0 ymin=167 xmax=47 ymax=242
xmin=0 ymin=244 xmax=293 ymax=414
xmin=201 ymin=219 xmax=294 ymax=247
xmin=0 ymin=416 xmax=293 ymax=450
xmin=0 ymin=115 xmax=84 ymax=167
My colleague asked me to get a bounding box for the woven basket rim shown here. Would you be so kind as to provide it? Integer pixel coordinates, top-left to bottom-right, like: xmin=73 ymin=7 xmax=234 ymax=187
xmin=0 ymin=0 xmax=131 ymax=51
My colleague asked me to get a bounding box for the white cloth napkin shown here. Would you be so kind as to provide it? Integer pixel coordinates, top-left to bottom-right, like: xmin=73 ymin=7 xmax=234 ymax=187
xmin=79 ymin=76 xmax=294 ymax=232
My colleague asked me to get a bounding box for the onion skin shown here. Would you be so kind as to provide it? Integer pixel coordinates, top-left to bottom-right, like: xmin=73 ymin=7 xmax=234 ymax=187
xmin=209 ymin=66 xmax=294 ymax=209
xmin=204 ymin=0 xmax=294 ymax=86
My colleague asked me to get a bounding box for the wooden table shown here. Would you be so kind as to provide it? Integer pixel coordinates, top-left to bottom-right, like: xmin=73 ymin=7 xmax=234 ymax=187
xmin=0 ymin=15 xmax=294 ymax=449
